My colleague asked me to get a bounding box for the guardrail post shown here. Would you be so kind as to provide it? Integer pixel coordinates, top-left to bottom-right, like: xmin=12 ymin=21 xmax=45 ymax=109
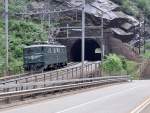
xmin=20 ymin=95 xmax=24 ymax=101
xmin=95 ymin=63 xmax=97 ymax=77
xmin=62 ymin=70 xmax=64 ymax=80
xmin=85 ymin=65 xmax=87 ymax=78
xmin=16 ymin=80 xmax=18 ymax=91
xmin=67 ymin=69 xmax=69 ymax=79
xmin=91 ymin=64 xmax=93 ymax=77
xmin=26 ymin=78 xmax=28 ymax=83
xmin=26 ymin=78 xmax=28 ymax=90
xmin=5 ymin=97 xmax=10 ymax=104
xmin=79 ymin=66 xmax=83 ymax=78
xmin=72 ymin=68 xmax=73 ymax=79
xmin=57 ymin=71 xmax=59 ymax=80
xmin=44 ymin=74 xmax=46 ymax=82
xmin=50 ymin=73 xmax=52 ymax=81
xmin=76 ymin=67 xmax=78 ymax=78
xmin=44 ymin=74 xmax=46 ymax=87
xmin=35 ymin=76 xmax=37 ymax=82
xmin=5 ymin=88 xmax=10 ymax=104
xmin=87 ymin=64 xmax=89 ymax=77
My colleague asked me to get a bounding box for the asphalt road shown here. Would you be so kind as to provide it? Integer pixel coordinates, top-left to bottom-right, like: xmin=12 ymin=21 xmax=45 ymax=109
xmin=1 ymin=80 xmax=150 ymax=113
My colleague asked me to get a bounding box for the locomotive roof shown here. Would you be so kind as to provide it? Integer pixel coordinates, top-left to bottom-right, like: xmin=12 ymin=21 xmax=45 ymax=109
xmin=24 ymin=44 xmax=66 ymax=48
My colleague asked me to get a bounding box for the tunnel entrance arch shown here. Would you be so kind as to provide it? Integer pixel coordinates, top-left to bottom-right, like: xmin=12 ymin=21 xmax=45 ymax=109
xmin=70 ymin=39 xmax=101 ymax=62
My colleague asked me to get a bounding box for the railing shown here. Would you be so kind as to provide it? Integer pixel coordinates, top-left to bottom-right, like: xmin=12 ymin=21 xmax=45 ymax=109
xmin=0 ymin=75 xmax=130 ymax=104
xmin=0 ymin=62 xmax=79 ymax=82
xmin=0 ymin=62 xmax=101 ymax=86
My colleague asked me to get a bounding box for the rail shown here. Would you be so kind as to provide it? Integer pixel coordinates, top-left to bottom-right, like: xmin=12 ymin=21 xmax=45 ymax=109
xmin=0 ymin=75 xmax=130 ymax=104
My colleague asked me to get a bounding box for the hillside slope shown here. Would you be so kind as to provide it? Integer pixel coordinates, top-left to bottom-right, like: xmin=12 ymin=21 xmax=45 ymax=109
xmin=0 ymin=1 xmax=48 ymax=75
xmin=112 ymin=0 xmax=150 ymax=19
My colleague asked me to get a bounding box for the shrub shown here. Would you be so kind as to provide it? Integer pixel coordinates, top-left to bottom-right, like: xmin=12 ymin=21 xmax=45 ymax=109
xmin=102 ymin=54 xmax=123 ymax=74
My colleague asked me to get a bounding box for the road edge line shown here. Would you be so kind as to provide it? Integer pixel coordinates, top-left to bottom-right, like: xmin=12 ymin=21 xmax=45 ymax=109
xmin=130 ymin=97 xmax=150 ymax=113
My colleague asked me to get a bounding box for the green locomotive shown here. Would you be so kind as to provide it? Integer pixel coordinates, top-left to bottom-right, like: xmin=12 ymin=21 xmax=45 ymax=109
xmin=23 ymin=43 xmax=67 ymax=71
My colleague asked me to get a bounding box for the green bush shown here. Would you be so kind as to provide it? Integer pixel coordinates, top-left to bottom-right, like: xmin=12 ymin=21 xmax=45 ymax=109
xmin=102 ymin=54 xmax=139 ymax=79
xmin=102 ymin=54 xmax=123 ymax=74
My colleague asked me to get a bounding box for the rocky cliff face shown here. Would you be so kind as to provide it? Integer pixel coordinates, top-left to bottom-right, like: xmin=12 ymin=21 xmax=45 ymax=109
xmin=26 ymin=0 xmax=139 ymax=41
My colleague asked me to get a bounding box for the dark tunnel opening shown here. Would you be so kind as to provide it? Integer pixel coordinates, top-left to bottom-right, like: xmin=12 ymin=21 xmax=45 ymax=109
xmin=70 ymin=39 xmax=101 ymax=62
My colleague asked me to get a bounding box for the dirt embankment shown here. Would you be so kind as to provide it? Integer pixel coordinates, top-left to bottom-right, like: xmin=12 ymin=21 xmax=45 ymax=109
xmin=107 ymin=37 xmax=150 ymax=79
xmin=141 ymin=60 xmax=150 ymax=79
xmin=108 ymin=37 xmax=141 ymax=62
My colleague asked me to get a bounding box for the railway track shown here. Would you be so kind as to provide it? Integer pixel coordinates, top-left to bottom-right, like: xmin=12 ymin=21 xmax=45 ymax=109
xmin=0 ymin=76 xmax=130 ymax=107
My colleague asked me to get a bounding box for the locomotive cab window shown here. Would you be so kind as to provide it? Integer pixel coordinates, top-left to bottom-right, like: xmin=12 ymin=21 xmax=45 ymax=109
xmin=24 ymin=47 xmax=42 ymax=54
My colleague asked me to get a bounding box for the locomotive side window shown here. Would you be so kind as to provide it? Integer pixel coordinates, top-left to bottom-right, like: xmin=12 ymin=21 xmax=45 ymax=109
xmin=54 ymin=48 xmax=56 ymax=53
xmin=56 ymin=48 xmax=58 ymax=53
xmin=48 ymin=48 xmax=52 ymax=53
xmin=57 ymin=48 xmax=60 ymax=53
xmin=51 ymin=48 xmax=53 ymax=53
xmin=60 ymin=48 xmax=63 ymax=53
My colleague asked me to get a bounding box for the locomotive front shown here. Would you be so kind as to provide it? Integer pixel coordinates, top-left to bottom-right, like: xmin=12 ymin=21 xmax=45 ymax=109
xmin=23 ymin=45 xmax=45 ymax=71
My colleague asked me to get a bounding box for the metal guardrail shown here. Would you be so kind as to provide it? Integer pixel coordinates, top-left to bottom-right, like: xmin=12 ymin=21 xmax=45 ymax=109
xmin=0 ymin=62 xmax=100 ymax=86
xmin=0 ymin=76 xmax=129 ymax=92
xmin=0 ymin=62 xmax=79 ymax=83
xmin=0 ymin=75 xmax=130 ymax=104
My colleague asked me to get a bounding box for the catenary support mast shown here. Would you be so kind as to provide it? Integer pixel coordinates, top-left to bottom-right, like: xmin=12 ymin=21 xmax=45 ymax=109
xmin=4 ymin=0 xmax=9 ymax=75
xmin=81 ymin=0 xmax=85 ymax=77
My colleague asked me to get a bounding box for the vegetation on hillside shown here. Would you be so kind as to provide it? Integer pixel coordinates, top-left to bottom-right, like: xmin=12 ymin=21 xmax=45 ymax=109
xmin=102 ymin=54 xmax=139 ymax=79
xmin=141 ymin=42 xmax=150 ymax=59
xmin=112 ymin=0 xmax=150 ymax=19
xmin=102 ymin=54 xmax=123 ymax=74
xmin=0 ymin=1 xmax=48 ymax=75
xmin=0 ymin=19 xmax=48 ymax=75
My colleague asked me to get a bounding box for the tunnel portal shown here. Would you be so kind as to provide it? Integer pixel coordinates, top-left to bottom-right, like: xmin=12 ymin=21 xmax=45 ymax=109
xmin=70 ymin=39 xmax=101 ymax=62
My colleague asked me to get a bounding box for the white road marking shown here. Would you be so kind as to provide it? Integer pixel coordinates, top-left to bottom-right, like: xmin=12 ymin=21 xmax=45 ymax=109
xmin=130 ymin=97 xmax=150 ymax=113
xmin=55 ymin=86 xmax=141 ymax=113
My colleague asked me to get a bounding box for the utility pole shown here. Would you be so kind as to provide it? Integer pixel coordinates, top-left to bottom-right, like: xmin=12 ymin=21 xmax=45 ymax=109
xmin=81 ymin=0 xmax=85 ymax=78
xmin=143 ymin=12 xmax=146 ymax=54
xmin=101 ymin=13 xmax=104 ymax=59
xmin=138 ymin=16 xmax=141 ymax=54
xmin=4 ymin=0 xmax=9 ymax=76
